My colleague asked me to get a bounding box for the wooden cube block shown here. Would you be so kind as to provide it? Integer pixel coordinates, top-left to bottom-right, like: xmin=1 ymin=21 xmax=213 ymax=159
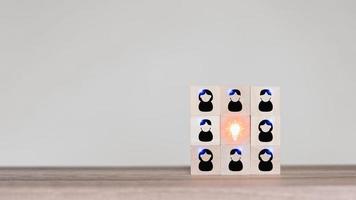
xmin=251 ymin=115 xmax=280 ymax=146
xmin=220 ymin=114 xmax=250 ymax=145
xmin=250 ymin=145 xmax=280 ymax=175
xmin=190 ymin=86 xmax=220 ymax=116
xmin=251 ymin=87 xmax=280 ymax=116
xmin=220 ymin=144 xmax=250 ymax=175
xmin=220 ymin=86 xmax=250 ymax=115
xmin=191 ymin=145 xmax=221 ymax=175
xmin=190 ymin=116 xmax=220 ymax=145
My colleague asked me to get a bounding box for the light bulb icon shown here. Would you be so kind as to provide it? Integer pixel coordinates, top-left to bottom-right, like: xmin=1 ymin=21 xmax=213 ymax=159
xmin=230 ymin=122 xmax=241 ymax=141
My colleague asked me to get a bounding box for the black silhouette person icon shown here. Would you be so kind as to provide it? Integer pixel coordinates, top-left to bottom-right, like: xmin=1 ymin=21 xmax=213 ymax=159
xmin=228 ymin=89 xmax=242 ymax=112
xmin=258 ymin=120 xmax=273 ymax=142
xmin=198 ymin=89 xmax=213 ymax=112
xmin=199 ymin=119 xmax=213 ymax=142
xmin=198 ymin=149 xmax=213 ymax=171
xmin=258 ymin=89 xmax=273 ymax=112
xmin=229 ymin=148 xmax=243 ymax=171
xmin=258 ymin=149 xmax=273 ymax=171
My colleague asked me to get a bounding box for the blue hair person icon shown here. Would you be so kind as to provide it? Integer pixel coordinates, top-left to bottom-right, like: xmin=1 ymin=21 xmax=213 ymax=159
xmin=198 ymin=149 xmax=213 ymax=171
xmin=229 ymin=148 xmax=243 ymax=171
xmin=228 ymin=89 xmax=242 ymax=112
xmin=258 ymin=120 xmax=273 ymax=142
xmin=199 ymin=119 xmax=213 ymax=142
xmin=258 ymin=89 xmax=273 ymax=112
xmin=198 ymin=89 xmax=213 ymax=112
xmin=258 ymin=149 xmax=273 ymax=171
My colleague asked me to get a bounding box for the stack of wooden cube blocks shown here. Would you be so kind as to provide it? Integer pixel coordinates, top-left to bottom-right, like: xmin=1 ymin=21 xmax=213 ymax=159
xmin=190 ymin=86 xmax=280 ymax=175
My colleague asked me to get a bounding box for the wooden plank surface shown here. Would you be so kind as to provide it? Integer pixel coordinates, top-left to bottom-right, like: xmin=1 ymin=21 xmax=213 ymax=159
xmin=0 ymin=166 xmax=355 ymax=200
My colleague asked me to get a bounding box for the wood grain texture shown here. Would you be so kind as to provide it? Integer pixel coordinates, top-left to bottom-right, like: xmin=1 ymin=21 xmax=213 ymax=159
xmin=0 ymin=166 xmax=355 ymax=200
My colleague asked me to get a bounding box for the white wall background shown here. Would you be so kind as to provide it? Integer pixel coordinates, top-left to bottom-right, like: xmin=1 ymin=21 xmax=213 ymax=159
xmin=0 ymin=0 xmax=355 ymax=166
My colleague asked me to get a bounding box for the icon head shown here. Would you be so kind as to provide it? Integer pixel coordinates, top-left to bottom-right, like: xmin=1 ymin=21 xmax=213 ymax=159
xmin=230 ymin=148 xmax=242 ymax=161
xmin=229 ymin=89 xmax=241 ymax=102
xmin=199 ymin=89 xmax=213 ymax=102
xmin=200 ymin=119 xmax=212 ymax=132
xmin=260 ymin=89 xmax=272 ymax=102
xmin=198 ymin=149 xmax=213 ymax=162
xmin=258 ymin=149 xmax=273 ymax=162
xmin=258 ymin=119 xmax=273 ymax=133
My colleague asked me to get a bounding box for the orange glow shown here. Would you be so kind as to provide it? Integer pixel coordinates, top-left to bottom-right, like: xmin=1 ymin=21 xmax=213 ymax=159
xmin=221 ymin=115 xmax=250 ymax=144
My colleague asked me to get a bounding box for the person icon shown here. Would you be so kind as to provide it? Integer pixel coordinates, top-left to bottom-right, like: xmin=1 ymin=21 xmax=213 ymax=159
xmin=258 ymin=120 xmax=273 ymax=142
xmin=258 ymin=89 xmax=273 ymax=112
xmin=198 ymin=89 xmax=213 ymax=112
xmin=229 ymin=148 xmax=243 ymax=171
xmin=258 ymin=149 xmax=273 ymax=171
xmin=228 ymin=89 xmax=242 ymax=112
xmin=198 ymin=149 xmax=213 ymax=171
xmin=199 ymin=119 xmax=213 ymax=142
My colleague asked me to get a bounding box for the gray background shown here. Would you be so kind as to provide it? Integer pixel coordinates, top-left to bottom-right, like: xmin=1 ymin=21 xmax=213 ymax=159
xmin=0 ymin=0 xmax=355 ymax=166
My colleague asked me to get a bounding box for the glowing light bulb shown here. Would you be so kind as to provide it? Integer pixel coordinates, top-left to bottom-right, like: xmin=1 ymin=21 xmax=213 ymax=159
xmin=230 ymin=123 xmax=241 ymax=141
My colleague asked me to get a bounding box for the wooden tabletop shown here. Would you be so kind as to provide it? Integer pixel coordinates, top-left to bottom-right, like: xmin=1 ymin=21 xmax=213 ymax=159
xmin=0 ymin=166 xmax=355 ymax=199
